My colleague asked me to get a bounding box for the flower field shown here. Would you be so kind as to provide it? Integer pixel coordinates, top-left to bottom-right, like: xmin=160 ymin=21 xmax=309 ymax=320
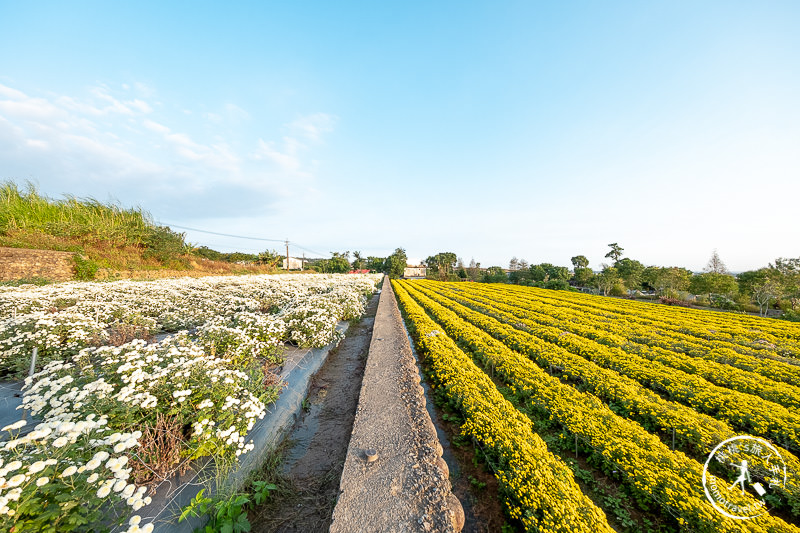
xmin=0 ymin=273 xmax=380 ymax=532
xmin=393 ymin=279 xmax=800 ymax=533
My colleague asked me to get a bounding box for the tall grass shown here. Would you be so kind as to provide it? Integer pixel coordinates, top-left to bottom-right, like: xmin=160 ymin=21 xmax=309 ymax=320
xmin=0 ymin=180 xmax=187 ymax=267
xmin=2 ymin=181 xmax=162 ymax=244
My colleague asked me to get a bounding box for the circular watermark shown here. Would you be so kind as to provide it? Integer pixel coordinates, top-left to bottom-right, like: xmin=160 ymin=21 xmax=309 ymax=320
xmin=703 ymin=435 xmax=787 ymax=520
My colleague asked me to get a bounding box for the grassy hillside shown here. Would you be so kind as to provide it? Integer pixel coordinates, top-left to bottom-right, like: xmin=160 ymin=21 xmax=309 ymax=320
xmin=0 ymin=180 xmax=278 ymax=280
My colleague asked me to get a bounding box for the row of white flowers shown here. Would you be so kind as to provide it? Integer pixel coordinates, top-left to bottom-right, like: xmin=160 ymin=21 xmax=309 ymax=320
xmin=0 ymin=273 xmax=381 ymax=532
xmin=0 ymin=273 xmax=381 ymax=375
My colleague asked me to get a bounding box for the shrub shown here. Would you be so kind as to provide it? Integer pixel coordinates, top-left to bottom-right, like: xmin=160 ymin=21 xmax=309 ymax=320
xmin=72 ymin=255 xmax=99 ymax=281
xmin=781 ymin=309 xmax=800 ymax=322
xmin=609 ymin=283 xmax=627 ymax=297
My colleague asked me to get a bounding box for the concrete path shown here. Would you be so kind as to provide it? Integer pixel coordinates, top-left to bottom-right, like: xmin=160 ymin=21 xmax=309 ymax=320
xmin=330 ymin=279 xmax=463 ymax=533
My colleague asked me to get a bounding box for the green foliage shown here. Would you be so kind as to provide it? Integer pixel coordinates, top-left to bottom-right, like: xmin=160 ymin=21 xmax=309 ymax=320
xmin=424 ymin=252 xmax=458 ymax=280
xmin=0 ymin=180 xmax=196 ymax=269
xmin=594 ymin=266 xmax=620 ymax=296
xmin=312 ymin=251 xmax=351 ymax=273
xmin=571 ymin=255 xmax=590 ymax=269
xmin=0 ymin=277 xmax=52 ymax=286
xmin=609 ymin=283 xmax=628 ymax=297
xmin=72 ymin=254 xmax=99 ymax=281
xmin=709 ymin=294 xmax=738 ymax=310
xmin=251 ymin=481 xmax=277 ymax=505
xmin=482 ymin=266 xmax=508 ymax=283
xmin=351 ymin=251 xmax=366 ymax=270
xmin=605 ymin=243 xmax=624 ymax=263
xmin=365 ymin=256 xmax=386 ymax=272
xmin=781 ymin=309 xmax=800 ymax=322
xmin=544 ymin=279 xmax=571 ymax=291
xmin=642 ymin=266 xmax=692 ymax=293
xmin=689 ymin=272 xmax=738 ymax=297
xmin=179 ymin=488 xmax=254 ymax=533
xmin=614 ymin=258 xmax=644 ymax=290
xmin=527 ymin=263 xmax=569 ymax=283
xmin=385 ymin=248 xmax=407 ymax=279
xmin=572 ymin=267 xmax=594 ymax=287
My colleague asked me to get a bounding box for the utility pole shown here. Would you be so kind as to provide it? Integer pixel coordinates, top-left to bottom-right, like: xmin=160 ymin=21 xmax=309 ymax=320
xmin=285 ymin=239 xmax=289 ymax=270
xmin=302 ymin=252 xmax=305 ymax=271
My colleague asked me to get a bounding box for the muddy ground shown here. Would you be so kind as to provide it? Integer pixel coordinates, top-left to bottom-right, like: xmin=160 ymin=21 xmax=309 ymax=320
xmin=248 ymin=292 xmax=379 ymax=532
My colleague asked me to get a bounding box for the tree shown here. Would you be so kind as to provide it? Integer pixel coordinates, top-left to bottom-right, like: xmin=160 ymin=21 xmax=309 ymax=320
xmin=605 ymin=243 xmax=624 ymax=264
xmin=594 ymin=266 xmax=620 ymax=296
xmin=424 ymin=252 xmax=458 ymax=280
xmin=752 ymin=278 xmax=781 ymax=317
xmin=737 ymin=269 xmax=771 ymax=297
xmin=518 ymin=259 xmax=529 ymax=270
xmin=615 ymin=258 xmax=645 ymax=290
xmin=572 ymin=267 xmax=594 ymax=287
xmin=483 ymin=266 xmax=507 ymax=283
xmin=705 ymin=249 xmax=729 ymax=275
xmin=689 ymin=272 xmax=738 ymax=297
xmin=352 ymin=251 xmax=365 ymax=270
xmin=509 ymin=257 xmax=519 ymax=271
xmin=571 ymin=255 xmax=590 ymax=269
xmin=528 ymin=263 xmax=569 ymax=283
xmin=312 ymin=251 xmax=351 ymax=273
xmin=466 ymin=258 xmax=481 ymax=281
xmin=771 ymin=257 xmax=800 ymax=309
xmin=385 ymin=248 xmax=407 ymax=279
xmin=366 ymin=256 xmax=386 ymax=272
xmin=657 ymin=267 xmax=692 ymax=293
xmin=257 ymin=249 xmax=281 ymax=267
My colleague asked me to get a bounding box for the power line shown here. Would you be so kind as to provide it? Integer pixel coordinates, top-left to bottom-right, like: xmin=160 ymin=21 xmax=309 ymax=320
xmin=157 ymin=221 xmax=286 ymax=243
xmin=291 ymin=243 xmax=329 ymax=258
xmin=158 ymin=220 xmax=333 ymax=258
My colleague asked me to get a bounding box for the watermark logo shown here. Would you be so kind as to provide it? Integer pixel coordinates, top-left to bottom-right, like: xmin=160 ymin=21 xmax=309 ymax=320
xmin=703 ymin=435 xmax=787 ymax=520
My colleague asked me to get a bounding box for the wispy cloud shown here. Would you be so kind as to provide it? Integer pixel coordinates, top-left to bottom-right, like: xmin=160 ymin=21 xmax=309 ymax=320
xmin=288 ymin=113 xmax=336 ymax=141
xmin=0 ymin=82 xmax=336 ymax=219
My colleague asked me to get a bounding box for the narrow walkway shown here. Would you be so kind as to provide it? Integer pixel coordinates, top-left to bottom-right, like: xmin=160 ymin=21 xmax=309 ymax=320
xmin=330 ymin=278 xmax=462 ymax=533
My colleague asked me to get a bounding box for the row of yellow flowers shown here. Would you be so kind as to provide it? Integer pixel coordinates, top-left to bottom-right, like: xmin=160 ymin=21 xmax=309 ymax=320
xmin=399 ymin=280 xmax=799 ymax=532
xmin=476 ymin=286 xmax=800 ymax=384
xmin=493 ymin=283 xmax=800 ymax=357
xmin=478 ymin=283 xmax=800 ymax=386
xmin=405 ymin=280 xmax=800 ymax=517
xmin=460 ymin=283 xmax=800 ymax=411
xmin=419 ymin=281 xmax=800 ymax=454
xmin=390 ymin=281 xmax=614 ymax=533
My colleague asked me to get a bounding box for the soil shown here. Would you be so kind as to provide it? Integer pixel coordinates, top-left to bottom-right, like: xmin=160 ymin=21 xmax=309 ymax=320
xmin=248 ymin=291 xmax=379 ymax=532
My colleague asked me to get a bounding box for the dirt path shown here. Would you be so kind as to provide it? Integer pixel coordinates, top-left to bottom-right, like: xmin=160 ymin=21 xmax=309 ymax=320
xmin=249 ymin=292 xmax=379 ymax=532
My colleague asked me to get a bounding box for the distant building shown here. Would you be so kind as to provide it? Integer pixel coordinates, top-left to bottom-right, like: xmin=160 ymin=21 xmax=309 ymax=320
xmin=403 ymin=266 xmax=427 ymax=278
xmin=282 ymin=256 xmax=305 ymax=270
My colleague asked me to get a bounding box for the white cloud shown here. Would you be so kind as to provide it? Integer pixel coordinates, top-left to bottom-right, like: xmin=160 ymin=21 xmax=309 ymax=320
xmin=0 ymin=81 xmax=335 ymax=220
xmin=253 ymin=138 xmax=304 ymax=175
xmin=288 ymin=113 xmax=336 ymax=141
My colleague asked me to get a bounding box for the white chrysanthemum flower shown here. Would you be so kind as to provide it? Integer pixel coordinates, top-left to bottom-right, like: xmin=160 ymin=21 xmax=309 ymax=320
xmin=96 ymin=484 xmax=112 ymax=498
xmin=1 ymin=420 xmax=26 ymax=432
xmin=36 ymin=476 xmax=49 ymax=487
xmin=7 ymin=474 xmax=25 ymax=487
xmin=61 ymin=465 xmax=78 ymax=477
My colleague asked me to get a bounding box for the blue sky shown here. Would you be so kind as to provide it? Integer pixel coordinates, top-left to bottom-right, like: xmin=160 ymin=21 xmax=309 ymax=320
xmin=1 ymin=1 xmax=798 ymax=271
